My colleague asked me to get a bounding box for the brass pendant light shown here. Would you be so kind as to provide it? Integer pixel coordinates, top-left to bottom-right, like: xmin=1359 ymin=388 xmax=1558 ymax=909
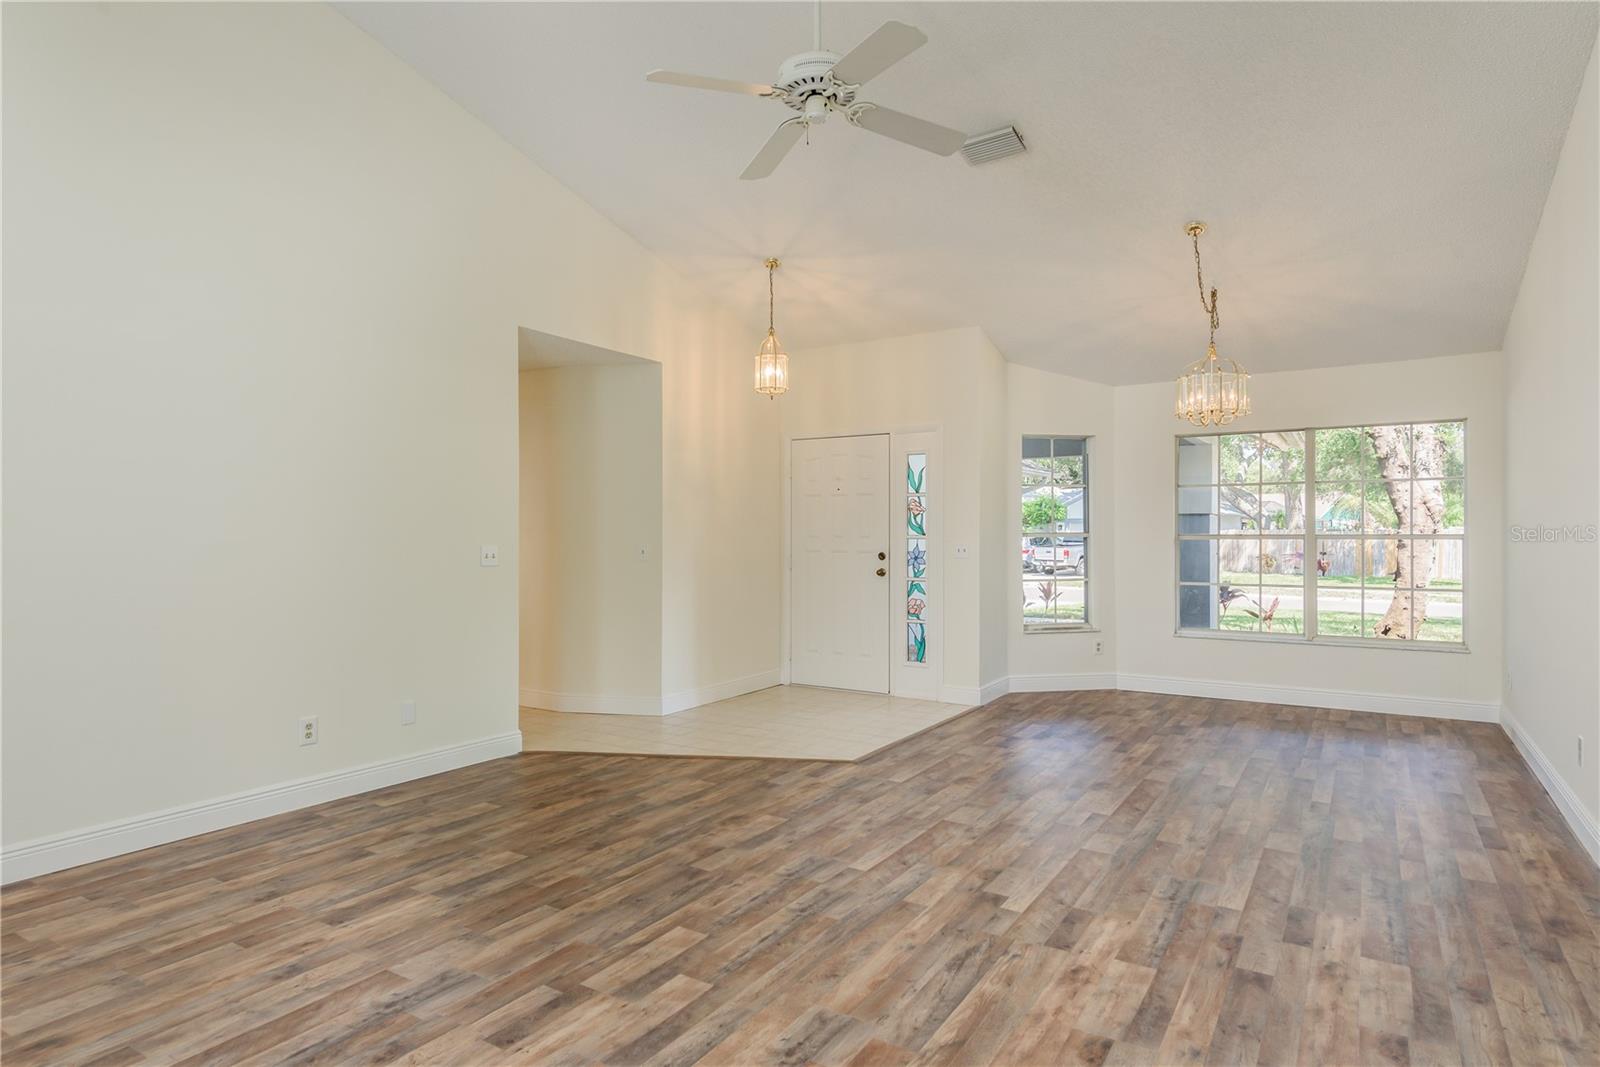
xmin=754 ymin=257 xmax=789 ymax=398
xmin=1174 ymin=222 xmax=1251 ymax=426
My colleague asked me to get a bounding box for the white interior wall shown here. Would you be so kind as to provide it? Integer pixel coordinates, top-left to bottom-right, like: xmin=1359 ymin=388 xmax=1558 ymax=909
xmin=976 ymin=333 xmax=1012 ymax=697
xmin=781 ymin=339 xmax=1511 ymax=725
xmin=1 ymin=3 xmax=778 ymax=875
xmin=1114 ymin=351 xmax=1506 ymax=718
xmin=519 ymin=364 xmax=663 ymax=712
xmin=1500 ymin=41 xmax=1599 ymax=844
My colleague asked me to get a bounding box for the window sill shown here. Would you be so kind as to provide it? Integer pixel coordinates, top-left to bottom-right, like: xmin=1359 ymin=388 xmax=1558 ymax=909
xmin=1023 ymin=625 xmax=1100 ymax=635
xmin=1172 ymin=629 xmax=1469 ymax=654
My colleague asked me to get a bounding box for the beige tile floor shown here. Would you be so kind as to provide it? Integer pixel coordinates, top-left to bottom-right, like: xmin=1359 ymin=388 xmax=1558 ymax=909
xmin=519 ymin=684 xmax=974 ymax=761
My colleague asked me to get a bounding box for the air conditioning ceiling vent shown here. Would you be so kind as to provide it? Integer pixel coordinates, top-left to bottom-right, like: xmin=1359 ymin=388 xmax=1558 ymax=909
xmin=961 ymin=125 xmax=1026 ymax=165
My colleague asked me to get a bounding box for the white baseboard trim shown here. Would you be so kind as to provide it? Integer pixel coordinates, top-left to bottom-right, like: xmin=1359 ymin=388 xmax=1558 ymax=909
xmin=662 ymin=670 xmax=781 ymax=716
xmin=519 ymin=688 xmax=664 ymax=716
xmin=1007 ymin=672 xmax=1118 ymax=694
xmin=1114 ymin=673 xmax=1501 ymax=723
xmin=939 ymin=681 xmax=995 ymax=706
xmin=938 ymin=672 xmax=1492 ymax=720
xmin=0 ymin=731 xmax=524 ymax=885
xmin=1502 ymin=710 xmax=1600 ymax=867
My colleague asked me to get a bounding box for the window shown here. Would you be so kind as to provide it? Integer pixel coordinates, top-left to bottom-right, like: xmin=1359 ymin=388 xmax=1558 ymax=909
xmin=1022 ymin=436 xmax=1089 ymax=631
xmin=1176 ymin=422 xmax=1465 ymax=645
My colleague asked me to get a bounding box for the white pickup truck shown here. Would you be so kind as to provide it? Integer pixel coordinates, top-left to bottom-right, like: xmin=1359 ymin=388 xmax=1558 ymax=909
xmin=1022 ymin=536 xmax=1086 ymax=576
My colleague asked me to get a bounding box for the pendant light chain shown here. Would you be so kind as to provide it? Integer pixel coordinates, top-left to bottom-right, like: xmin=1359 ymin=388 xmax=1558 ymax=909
xmin=1192 ymin=228 xmax=1219 ymax=348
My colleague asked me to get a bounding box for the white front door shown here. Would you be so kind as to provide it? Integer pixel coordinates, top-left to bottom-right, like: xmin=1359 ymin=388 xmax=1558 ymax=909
xmin=790 ymin=434 xmax=891 ymax=693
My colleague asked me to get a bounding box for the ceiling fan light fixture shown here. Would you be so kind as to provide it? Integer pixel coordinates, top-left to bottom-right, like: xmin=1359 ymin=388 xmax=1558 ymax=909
xmin=755 ymin=258 xmax=789 ymax=399
xmin=644 ymin=12 xmax=967 ymax=180
xmin=1173 ymin=222 xmax=1251 ymax=427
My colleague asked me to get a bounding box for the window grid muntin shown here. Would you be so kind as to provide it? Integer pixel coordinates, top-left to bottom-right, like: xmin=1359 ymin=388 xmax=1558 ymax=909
xmin=1023 ymin=435 xmax=1090 ymax=632
xmin=1174 ymin=420 xmax=1466 ymax=647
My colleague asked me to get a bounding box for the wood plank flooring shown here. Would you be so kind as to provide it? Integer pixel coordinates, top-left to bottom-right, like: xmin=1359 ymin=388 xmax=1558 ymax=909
xmin=3 ymin=691 xmax=1596 ymax=1065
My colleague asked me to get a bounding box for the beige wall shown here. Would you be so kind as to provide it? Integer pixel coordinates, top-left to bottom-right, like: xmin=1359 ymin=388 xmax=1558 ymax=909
xmin=1114 ymin=351 xmax=1506 ymax=716
xmin=519 ymin=365 xmax=663 ymax=711
xmin=2 ymin=4 xmax=778 ymax=856
xmin=1502 ymin=41 xmax=1599 ymax=828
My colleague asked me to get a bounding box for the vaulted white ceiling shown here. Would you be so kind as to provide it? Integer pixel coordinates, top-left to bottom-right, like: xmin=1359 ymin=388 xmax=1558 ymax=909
xmin=341 ymin=2 xmax=1597 ymax=384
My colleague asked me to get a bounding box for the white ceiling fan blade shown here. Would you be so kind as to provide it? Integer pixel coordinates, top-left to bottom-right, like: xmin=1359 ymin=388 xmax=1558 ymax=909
xmin=829 ymin=21 xmax=927 ymax=86
xmin=646 ymin=70 xmax=779 ymax=97
xmin=850 ymin=105 xmax=966 ymax=156
xmin=741 ymin=119 xmax=806 ymax=180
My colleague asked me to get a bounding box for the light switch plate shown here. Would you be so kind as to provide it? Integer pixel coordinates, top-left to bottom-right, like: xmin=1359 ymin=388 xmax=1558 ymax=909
xmin=401 ymin=700 xmax=416 ymax=726
xmin=480 ymin=544 xmax=499 ymax=567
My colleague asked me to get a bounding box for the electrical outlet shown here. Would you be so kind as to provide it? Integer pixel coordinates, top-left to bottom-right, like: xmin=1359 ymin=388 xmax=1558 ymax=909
xmin=1094 ymin=640 xmax=1103 ymax=655
xmin=953 ymin=545 xmax=970 ymax=559
xmin=1579 ymin=736 xmax=1585 ymax=767
xmin=480 ymin=544 xmax=500 ymax=567
xmin=401 ymin=700 xmax=416 ymax=726
xmin=298 ymin=716 xmax=318 ymax=746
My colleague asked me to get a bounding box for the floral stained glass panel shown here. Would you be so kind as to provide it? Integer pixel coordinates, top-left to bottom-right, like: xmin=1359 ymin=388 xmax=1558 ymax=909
xmin=906 ymin=495 xmax=926 ymax=536
xmin=906 ymin=452 xmax=929 ymax=664
xmin=907 ymin=453 xmax=926 ymax=494
xmin=907 ymin=623 xmax=927 ymax=663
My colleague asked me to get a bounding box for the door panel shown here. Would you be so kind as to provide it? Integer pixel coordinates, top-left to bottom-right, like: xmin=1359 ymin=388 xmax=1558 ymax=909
xmin=791 ymin=435 xmax=891 ymax=692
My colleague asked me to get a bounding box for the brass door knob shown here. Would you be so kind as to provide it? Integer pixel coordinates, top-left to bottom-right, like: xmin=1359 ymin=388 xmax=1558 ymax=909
xmin=875 ymin=567 xmax=887 ymax=577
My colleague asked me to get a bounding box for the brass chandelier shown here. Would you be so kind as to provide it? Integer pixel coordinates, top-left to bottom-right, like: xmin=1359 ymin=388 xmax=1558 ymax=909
xmin=754 ymin=257 xmax=789 ymax=398
xmin=1174 ymin=222 xmax=1250 ymax=426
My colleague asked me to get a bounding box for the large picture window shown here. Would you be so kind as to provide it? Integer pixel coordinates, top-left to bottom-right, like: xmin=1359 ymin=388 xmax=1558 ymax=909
xmin=1022 ymin=436 xmax=1089 ymax=631
xmin=1176 ymin=422 xmax=1465 ymax=645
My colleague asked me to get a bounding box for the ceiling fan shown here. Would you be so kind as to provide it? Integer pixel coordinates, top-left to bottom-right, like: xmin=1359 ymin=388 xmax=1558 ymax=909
xmin=645 ymin=8 xmax=967 ymax=180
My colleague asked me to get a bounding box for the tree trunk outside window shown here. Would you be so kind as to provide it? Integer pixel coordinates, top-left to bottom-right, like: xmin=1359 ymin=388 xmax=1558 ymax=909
xmin=1369 ymin=425 xmax=1447 ymax=638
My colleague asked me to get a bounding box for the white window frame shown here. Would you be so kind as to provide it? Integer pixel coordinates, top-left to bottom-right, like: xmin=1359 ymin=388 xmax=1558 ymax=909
xmin=1173 ymin=420 xmax=1468 ymax=652
xmin=1022 ymin=435 xmax=1091 ymax=633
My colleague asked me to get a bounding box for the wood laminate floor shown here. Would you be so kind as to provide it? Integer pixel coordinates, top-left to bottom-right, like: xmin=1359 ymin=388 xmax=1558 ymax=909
xmin=520 ymin=685 xmax=974 ymax=761
xmin=3 ymin=691 xmax=1596 ymax=1066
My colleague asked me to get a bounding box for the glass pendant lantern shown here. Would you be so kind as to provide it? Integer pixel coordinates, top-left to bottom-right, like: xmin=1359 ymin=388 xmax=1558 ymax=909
xmin=754 ymin=257 xmax=789 ymax=398
xmin=1174 ymin=222 xmax=1251 ymax=426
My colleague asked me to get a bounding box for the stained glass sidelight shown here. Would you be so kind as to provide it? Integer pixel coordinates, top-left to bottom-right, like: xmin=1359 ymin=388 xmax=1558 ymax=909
xmin=906 ymin=453 xmax=928 ymax=663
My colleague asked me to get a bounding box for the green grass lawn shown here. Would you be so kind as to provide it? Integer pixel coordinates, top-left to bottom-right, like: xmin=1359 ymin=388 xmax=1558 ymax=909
xmin=1220 ymin=571 xmax=1461 ymax=590
xmin=1023 ymin=607 xmax=1086 ymax=623
xmin=1216 ymin=607 xmax=1460 ymax=642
